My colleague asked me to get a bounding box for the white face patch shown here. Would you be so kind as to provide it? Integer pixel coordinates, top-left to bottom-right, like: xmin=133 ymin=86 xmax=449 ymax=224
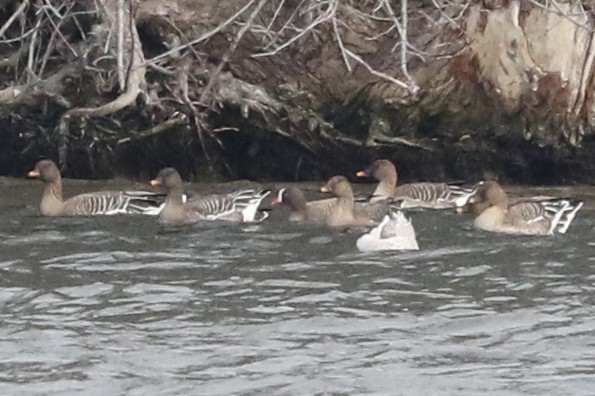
xmin=454 ymin=194 xmax=471 ymax=208
xmin=276 ymin=188 xmax=285 ymax=203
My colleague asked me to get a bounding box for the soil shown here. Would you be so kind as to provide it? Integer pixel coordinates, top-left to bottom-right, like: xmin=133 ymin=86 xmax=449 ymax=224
xmin=1 ymin=0 xmax=594 ymax=185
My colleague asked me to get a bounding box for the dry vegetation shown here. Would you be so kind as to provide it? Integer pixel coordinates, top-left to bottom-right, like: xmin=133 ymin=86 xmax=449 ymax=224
xmin=0 ymin=0 xmax=594 ymax=180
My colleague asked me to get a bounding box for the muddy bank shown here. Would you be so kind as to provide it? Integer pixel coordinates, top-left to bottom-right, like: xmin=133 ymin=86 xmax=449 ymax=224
xmin=1 ymin=1 xmax=595 ymax=184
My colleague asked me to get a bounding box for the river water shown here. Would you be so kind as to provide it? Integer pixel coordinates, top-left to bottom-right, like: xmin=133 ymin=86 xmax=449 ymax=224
xmin=1 ymin=177 xmax=594 ymax=395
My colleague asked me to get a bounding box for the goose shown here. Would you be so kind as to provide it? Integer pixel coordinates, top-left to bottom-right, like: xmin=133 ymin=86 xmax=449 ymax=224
xmin=356 ymin=159 xmax=476 ymax=209
xmin=150 ymin=167 xmax=270 ymax=225
xmin=272 ymin=186 xmax=389 ymax=223
xmin=456 ymin=181 xmax=583 ymax=235
xmin=319 ymin=175 xmax=384 ymax=227
xmin=28 ymin=159 xmax=165 ymax=216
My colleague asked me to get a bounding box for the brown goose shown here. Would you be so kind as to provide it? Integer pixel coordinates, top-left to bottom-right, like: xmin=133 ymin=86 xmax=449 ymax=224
xmin=320 ymin=176 xmax=385 ymax=227
xmin=272 ymin=186 xmax=389 ymax=223
xmin=457 ymin=181 xmax=583 ymax=235
xmin=150 ymin=168 xmax=270 ymax=225
xmin=271 ymin=187 xmax=336 ymax=222
xmin=455 ymin=187 xmax=556 ymax=217
xmin=28 ymin=159 xmax=165 ymax=216
xmin=356 ymin=159 xmax=476 ymax=209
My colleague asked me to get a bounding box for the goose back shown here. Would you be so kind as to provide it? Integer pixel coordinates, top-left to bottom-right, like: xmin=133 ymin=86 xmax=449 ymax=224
xmin=394 ymin=182 xmax=476 ymax=209
xmin=187 ymin=189 xmax=271 ymax=222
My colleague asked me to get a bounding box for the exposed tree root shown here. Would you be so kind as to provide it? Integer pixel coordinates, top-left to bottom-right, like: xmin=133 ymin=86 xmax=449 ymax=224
xmin=0 ymin=0 xmax=593 ymax=182
xmin=0 ymin=64 xmax=77 ymax=107
xmin=55 ymin=0 xmax=147 ymax=168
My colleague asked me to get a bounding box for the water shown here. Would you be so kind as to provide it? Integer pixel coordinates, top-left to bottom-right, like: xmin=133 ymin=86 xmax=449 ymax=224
xmin=1 ymin=178 xmax=595 ymax=395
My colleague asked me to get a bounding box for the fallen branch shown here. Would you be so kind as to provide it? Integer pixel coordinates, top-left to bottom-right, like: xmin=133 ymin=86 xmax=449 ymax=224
xmin=370 ymin=135 xmax=435 ymax=151
xmin=0 ymin=64 xmax=77 ymax=106
xmin=116 ymin=113 xmax=187 ymax=144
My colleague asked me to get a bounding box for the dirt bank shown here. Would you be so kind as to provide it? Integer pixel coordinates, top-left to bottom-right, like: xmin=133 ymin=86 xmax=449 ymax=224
xmin=0 ymin=0 xmax=594 ymax=184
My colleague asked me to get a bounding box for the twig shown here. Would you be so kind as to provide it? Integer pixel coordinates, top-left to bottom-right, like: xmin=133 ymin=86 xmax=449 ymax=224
xmin=198 ymin=0 xmax=269 ymax=105
xmin=262 ymin=0 xmax=307 ymax=50
xmin=343 ymin=48 xmax=411 ymax=90
xmin=0 ymin=0 xmax=30 ymax=38
xmin=526 ymin=0 xmax=594 ymax=31
xmin=382 ymin=0 xmax=419 ymax=93
xmin=161 ymin=17 xmax=203 ymax=63
xmin=319 ymin=129 xmax=363 ymax=146
xmin=39 ymin=2 xmax=78 ymax=76
xmin=331 ymin=3 xmax=352 ymax=72
xmin=116 ymin=113 xmax=187 ymax=144
xmin=253 ymin=1 xmax=334 ymax=58
xmin=117 ymin=0 xmax=126 ymax=90
xmin=40 ymin=1 xmax=79 ymax=57
xmin=371 ymin=135 xmax=434 ymax=151
xmin=142 ymin=0 xmax=257 ymax=68
xmin=27 ymin=5 xmax=43 ymax=79
xmin=571 ymin=5 xmax=595 ymax=116
xmin=262 ymin=0 xmax=286 ymax=40
xmin=429 ymin=0 xmax=468 ymax=29
xmin=178 ymin=55 xmax=213 ymax=159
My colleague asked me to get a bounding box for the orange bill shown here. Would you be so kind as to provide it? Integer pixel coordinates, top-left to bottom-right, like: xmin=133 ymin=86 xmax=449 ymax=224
xmin=27 ymin=170 xmax=40 ymax=178
xmin=320 ymin=186 xmax=330 ymax=193
xmin=150 ymin=179 xmax=161 ymax=186
xmin=356 ymin=170 xmax=367 ymax=177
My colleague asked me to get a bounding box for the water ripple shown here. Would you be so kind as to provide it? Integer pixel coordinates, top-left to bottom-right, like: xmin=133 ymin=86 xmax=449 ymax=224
xmin=1 ymin=180 xmax=594 ymax=394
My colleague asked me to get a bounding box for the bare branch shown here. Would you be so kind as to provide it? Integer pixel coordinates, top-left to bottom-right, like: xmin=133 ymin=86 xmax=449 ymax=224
xmin=331 ymin=3 xmax=352 ymax=72
xmin=253 ymin=1 xmax=335 ymax=58
xmin=199 ymin=0 xmax=269 ymax=105
xmin=382 ymin=0 xmax=419 ymax=92
xmin=343 ymin=47 xmax=411 ymax=91
xmin=0 ymin=0 xmax=30 ymax=38
xmin=261 ymin=0 xmax=307 ymax=50
xmin=27 ymin=8 xmax=42 ymax=77
xmin=40 ymin=2 xmax=79 ymax=58
xmin=142 ymin=0 xmax=257 ymax=67
xmin=117 ymin=0 xmax=126 ymax=90
xmin=116 ymin=113 xmax=188 ymax=144
xmin=56 ymin=0 xmax=147 ymax=165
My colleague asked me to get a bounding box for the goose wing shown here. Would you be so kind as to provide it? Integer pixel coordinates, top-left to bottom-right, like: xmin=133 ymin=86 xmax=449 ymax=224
xmin=509 ymin=198 xmax=583 ymax=234
xmin=186 ymin=189 xmax=270 ymax=222
xmin=63 ymin=190 xmax=164 ymax=215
